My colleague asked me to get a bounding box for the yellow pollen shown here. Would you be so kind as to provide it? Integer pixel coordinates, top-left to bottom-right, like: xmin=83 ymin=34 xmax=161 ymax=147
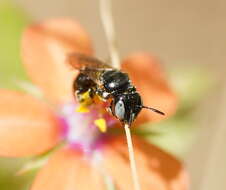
xmin=94 ymin=118 xmax=107 ymax=133
xmin=75 ymin=91 xmax=93 ymax=113
xmin=81 ymin=91 xmax=91 ymax=100
xmin=80 ymin=91 xmax=93 ymax=105
xmin=76 ymin=105 xmax=90 ymax=113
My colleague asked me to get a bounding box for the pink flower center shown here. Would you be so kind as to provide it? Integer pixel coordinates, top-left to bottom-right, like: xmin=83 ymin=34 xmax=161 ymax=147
xmin=59 ymin=103 xmax=116 ymax=153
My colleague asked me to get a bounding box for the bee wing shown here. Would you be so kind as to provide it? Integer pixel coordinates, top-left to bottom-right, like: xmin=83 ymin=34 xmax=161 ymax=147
xmin=67 ymin=53 xmax=112 ymax=71
xmin=67 ymin=53 xmax=113 ymax=84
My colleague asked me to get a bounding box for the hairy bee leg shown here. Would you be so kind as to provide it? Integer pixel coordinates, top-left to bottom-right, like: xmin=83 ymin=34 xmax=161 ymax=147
xmin=106 ymin=105 xmax=113 ymax=116
xmin=95 ymin=88 xmax=115 ymax=118
xmin=96 ymin=88 xmax=111 ymax=100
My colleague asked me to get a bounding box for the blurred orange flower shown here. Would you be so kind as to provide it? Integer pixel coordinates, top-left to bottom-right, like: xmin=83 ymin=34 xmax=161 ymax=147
xmin=0 ymin=18 xmax=188 ymax=190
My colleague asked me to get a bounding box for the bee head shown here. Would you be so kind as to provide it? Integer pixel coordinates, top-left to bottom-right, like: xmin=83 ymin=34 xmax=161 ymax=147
xmin=111 ymin=93 xmax=143 ymax=125
xmin=111 ymin=93 xmax=165 ymax=126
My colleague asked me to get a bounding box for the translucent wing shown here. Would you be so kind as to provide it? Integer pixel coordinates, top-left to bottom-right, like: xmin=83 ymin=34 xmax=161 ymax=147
xmin=67 ymin=53 xmax=113 ymax=84
xmin=67 ymin=53 xmax=112 ymax=70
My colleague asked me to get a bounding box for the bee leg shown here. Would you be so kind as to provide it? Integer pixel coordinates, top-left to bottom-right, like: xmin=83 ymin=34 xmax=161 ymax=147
xmin=106 ymin=99 xmax=114 ymax=117
xmin=95 ymin=88 xmax=114 ymax=117
xmin=96 ymin=88 xmax=110 ymax=100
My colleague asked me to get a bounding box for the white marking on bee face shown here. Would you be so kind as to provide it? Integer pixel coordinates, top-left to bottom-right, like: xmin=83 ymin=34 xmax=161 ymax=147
xmin=115 ymin=100 xmax=125 ymax=120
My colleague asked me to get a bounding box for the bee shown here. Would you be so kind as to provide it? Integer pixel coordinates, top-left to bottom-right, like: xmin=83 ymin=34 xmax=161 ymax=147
xmin=68 ymin=53 xmax=164 ymax=126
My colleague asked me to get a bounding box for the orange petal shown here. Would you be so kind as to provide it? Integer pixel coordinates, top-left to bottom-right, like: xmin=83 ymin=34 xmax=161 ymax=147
xmin=122 ymin=53 xmax=178 ymax=124
xmin=22 ymin=18 xmax=93 ymax=104
xmin=31 ymin=147 xmax=105 ymax=190
xmin=0 ymin=90 xmax=62 ymax=157
xmin=102 ymin=136 xmax=188 ymax=190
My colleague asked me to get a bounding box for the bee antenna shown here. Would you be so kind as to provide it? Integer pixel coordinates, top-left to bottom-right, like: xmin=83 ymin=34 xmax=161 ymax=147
xmin=141 ymin=106 xmax=165 ymax=115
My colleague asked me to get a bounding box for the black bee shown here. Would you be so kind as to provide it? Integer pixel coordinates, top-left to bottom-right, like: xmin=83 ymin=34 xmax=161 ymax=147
xmin=68 ymin=53 xmax=164 ymax=126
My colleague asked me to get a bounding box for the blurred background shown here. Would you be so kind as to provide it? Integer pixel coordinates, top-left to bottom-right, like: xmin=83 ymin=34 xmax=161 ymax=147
xmin=0 ymin=0 xmax=225 ymax=189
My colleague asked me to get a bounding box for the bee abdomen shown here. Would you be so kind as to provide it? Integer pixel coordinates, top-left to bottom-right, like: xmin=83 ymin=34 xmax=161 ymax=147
xmin=74 ymin=73 xmax=96 ymax=94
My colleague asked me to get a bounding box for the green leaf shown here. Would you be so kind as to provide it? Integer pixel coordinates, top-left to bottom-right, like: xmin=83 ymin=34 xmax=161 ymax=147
xmin=0 ymin=1 xmax=30 ymax=89
xmin=0 ymin=157 xmax=35 ymax=190
xmin=169 ymin=66 xmax=214 ymax=113
xmin=0 ymin=3 xmax=35 ymax=190
xmin=138 ymin=117 xmax=198 ymax=158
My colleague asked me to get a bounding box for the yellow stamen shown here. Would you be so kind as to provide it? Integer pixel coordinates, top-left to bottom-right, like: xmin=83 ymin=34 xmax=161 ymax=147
xmin=94 ymin=118 xmax=107 ymax=133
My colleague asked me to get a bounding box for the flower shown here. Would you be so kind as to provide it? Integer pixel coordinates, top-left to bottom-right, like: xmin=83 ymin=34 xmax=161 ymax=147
xmin=0 ymin=18 xmax=188 ymax=190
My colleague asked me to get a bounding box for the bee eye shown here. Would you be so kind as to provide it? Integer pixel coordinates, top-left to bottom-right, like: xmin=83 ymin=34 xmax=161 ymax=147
xmin=114 ymin=100 xmax=125 ymax=120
